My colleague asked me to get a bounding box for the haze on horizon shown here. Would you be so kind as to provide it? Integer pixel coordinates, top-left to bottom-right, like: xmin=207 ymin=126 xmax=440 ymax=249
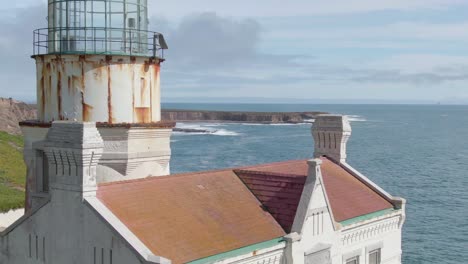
xmin=1 ymin=0 xmax=468 ymax=104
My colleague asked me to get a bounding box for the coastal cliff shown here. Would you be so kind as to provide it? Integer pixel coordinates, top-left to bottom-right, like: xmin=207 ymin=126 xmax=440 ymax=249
xmin=0 ymin=98 xmax=325 ymax=134
xmin=162 ymin=109 xmax=324 ymax=123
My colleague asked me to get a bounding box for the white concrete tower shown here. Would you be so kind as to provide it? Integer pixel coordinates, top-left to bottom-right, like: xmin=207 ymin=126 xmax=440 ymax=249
xmin=20 ymin=0 xmax=172 ymax=212
xmin=312 ymin=115 xmax=352 ymax=163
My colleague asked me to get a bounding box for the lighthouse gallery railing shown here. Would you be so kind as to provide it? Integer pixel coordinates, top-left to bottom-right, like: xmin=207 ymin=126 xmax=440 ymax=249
xmin=33 ymin=27 xmax=166 ymax=58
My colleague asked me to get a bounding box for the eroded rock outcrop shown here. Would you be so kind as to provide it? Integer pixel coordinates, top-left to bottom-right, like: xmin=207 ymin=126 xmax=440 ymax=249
xmin=0 ymin=98 xmax=37 ymax=135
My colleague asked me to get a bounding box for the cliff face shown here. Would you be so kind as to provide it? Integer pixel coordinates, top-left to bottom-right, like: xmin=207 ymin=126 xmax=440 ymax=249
xmin=0 ymin=98 xmax=325 ymax=135
xmin=162 ymin=110 xmax=323 ymax=123
xmin=0 ymin=98 xmax=37 ymax=135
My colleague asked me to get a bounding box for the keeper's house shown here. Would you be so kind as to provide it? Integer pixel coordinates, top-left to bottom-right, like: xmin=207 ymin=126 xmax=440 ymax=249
xmin=0 ymin=115 xmax=406 ymax=264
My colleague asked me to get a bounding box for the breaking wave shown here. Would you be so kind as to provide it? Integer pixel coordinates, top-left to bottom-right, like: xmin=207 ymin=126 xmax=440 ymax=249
xmin=240 ymin=123 xmax=310 ymax=126
xmin=346 ymin=115 xmax=367 ymax=122
xmin=174 ymin=123 xmax=240 ymax=136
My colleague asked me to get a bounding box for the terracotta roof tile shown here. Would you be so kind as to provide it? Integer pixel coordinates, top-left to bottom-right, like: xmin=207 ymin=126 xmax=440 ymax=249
xmin=320 ymin=158 xmax=394 ymax=222
xmin=234 ymin=171 xmax=306 ymax=232
xmin=97 ymin=157 xmax=394 ymax=263
xmin=236 ymin=157 xmax=394 ymax=230
xmin=97 ymin=170 xmax=285 ymax=264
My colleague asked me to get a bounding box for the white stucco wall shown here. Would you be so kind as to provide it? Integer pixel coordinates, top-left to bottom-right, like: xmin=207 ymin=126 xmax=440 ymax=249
xmin=339 ymin=214 xmax=403 ymax=264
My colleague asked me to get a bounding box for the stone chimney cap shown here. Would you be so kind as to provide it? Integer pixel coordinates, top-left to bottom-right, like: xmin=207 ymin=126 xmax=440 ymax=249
xmin=311 ymin=114 xmax=352 ymax=163
xmin=312 ymin=114 xmax=351 ymax=132
xmin=45 ymin=121 xmax=103 ymax=149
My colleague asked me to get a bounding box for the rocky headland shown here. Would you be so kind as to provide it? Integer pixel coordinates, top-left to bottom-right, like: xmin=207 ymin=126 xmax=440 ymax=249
xmin=0 ymin=98 xmax=325 ymax=134
xmin=162 ymin=109 xmax=324 ymax=124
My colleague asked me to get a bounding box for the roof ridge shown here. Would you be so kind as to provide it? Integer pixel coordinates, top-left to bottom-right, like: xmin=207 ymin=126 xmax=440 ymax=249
xmin=234 ymin=169 xmax=306 ymax=178
xmin=98 ymin=159 xmax=309 ymax=187
xmin=98 ymin=168 xmax=235 ymax=187
xmin=236 ymin=159 xmax=308 ymax=170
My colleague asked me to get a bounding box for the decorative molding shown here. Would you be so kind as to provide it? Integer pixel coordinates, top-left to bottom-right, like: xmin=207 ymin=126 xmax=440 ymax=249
xmin=341 ymin=216 xmax=400 ymax=246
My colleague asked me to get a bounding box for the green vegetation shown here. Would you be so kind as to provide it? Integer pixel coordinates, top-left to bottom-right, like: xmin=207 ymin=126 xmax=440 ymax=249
xmin=0 ymin=132 xmax=26 ymax=212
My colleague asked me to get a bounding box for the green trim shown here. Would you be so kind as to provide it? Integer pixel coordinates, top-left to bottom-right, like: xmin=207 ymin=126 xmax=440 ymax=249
xmin=187 ymin=237 xmax=284 ymax=264
xmin=340 ymin=208 xmax=396 ymax=226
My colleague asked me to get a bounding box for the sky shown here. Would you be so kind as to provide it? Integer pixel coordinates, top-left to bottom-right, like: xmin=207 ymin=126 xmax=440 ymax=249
xmin=1 ymin=0 xmax=468 ymax=104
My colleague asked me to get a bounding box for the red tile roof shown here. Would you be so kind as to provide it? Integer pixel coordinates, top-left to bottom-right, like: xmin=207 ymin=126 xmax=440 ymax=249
xmin=97 ymin=157 xmax=394 ymax=263
xmin=319 ymin=158 xmax=394 ymax=222
xmin=234 ymin=170 xmax=306 ymax=232
xmin=97 ymin=170 xmax=285 ymax=264
xmin=236 ymin=157 xmax=394 ymax=229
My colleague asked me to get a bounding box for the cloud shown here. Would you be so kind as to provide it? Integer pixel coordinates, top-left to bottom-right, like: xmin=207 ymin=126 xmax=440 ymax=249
xmin=149 ymin=0 xmax=468 ymax=18
xmin=154 ymin=13 xmax=262 ymax=69
xmin=352 ymin=70 xmax=468 ymax=84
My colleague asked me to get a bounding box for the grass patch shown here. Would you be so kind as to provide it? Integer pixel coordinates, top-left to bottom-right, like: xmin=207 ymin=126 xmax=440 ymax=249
xmin=0 ymin=184 xmax=24 ymax=212
xmin=0 ymin=131 xmax=26 ymax=212
xmin=0 ymin=132 xmax=26 ymax=187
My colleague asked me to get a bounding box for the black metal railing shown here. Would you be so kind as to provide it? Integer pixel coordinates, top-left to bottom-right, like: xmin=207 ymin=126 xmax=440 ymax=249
xmin=33 ymin=27 xmax=167 ymax=58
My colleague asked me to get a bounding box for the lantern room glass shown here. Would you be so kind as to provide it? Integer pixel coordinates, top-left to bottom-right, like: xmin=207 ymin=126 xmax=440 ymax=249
xmin=47 ymin=0 xmax=149 ymax=55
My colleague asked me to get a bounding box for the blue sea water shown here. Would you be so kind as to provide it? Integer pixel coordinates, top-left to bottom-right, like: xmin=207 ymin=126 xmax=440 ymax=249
xmin=163 ymin=103 xmax=468 ymax=264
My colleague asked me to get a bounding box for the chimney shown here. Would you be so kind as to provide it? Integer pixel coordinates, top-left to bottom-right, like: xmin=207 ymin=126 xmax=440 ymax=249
xmin=312 ymin=115 xmax=351 ymax=163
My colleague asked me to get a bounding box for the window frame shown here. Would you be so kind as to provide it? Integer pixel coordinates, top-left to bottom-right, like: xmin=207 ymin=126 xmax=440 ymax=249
xmin=368 ymin=248 xmax=381 ymax=264
xmin=345 ymin=256 xmax=360 ymax=264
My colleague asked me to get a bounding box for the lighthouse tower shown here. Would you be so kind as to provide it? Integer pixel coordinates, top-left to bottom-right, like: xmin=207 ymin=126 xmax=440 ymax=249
xmin=21 ymin=0 xmax=172 ymax=211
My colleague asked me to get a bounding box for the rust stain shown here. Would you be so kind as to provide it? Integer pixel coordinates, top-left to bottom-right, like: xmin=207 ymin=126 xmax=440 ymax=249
xmin=57 ymin=70 xmax=63 ymax=120
xmin=135 ymin=107 xmax=151 ymax=123
xmin=107 ymin=64 xmax=113 ymax=123
xmin=81 ymin=92 xmax=94 ymax=121
xmin=81 ymin=61 xmax=85 ymax=92
xmin=48 ymin=76 xmax=52 ymax=100
xmin=40 ymin=76 xmax=45 ymax=118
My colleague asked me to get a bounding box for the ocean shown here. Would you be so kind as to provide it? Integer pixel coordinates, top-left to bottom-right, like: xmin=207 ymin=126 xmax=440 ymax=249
xmin=163 ymin=103 xmax=468 ymax=264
